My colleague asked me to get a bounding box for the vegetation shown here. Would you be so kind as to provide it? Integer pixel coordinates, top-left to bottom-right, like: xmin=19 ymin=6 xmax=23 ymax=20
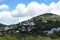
xmin=0 ymin=34 xmax=60 ymax=40
xmin=0 ymin=13 xmax=60 ymax=40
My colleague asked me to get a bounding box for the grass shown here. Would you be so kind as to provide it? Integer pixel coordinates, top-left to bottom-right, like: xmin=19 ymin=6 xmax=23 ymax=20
xmin=0 ymin=34 xmax=59 ymax=40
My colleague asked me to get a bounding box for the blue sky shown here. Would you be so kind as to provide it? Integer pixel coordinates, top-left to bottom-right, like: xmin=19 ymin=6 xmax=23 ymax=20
xmin=0 ymin=0 xmax=58 ymax=10
xmin=0 ymin=0 xmax=59 ymax=25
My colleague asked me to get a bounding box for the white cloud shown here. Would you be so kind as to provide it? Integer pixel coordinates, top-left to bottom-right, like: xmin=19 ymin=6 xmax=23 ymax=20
xmin=18 ymin=17 xmax=32 ymax=22
xmin=12 ymin=2 xmax=59 ymax=18
xmin=12 ymin=2 xmax=48 ymax=18
xmin=0 ymin=11 xmax=13 ymax=20
xmin=50 ymin=1 xmax=60 ymax=15
xmin=27 ymin=2 xmax=48 ymax=17
xmin=12 ymin=4 xmax=28 ymax=17
xmin=11 ymin=1 xmax=60 ymax=22
xmin=0 ymin=4 xmax=9 ymax=11
xmin=0 ymin=1 xmax=60 ymax=25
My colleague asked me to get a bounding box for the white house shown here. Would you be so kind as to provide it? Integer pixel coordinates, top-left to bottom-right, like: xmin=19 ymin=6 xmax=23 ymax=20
xmin=10 ymin=27 xmax=13 ymax=29
xmin=22 ymin=19 xmax=35 ymax=26
xmin=29 ymin=22 xmax=35 ymax=26
xmin=44 ymin=31 xmax=53 ymax=35
xmin=4 ymin=27 xmax=9 ymax=30
xmin=44 ymin=27 xmax=60 ymax=35
xmin=21 ymin=27 xmax=26 ymax=31
xmin=51 ymin=28 xmax=57 ymax=32
xmin=56 ymin=27 xmax=60 ymax=32
xmin=27 ymin=27 xmax=32 ymax=32
xmin=22 ymin=26 xmax=25 ymax=29
xmin=28 ymin=29 xmax=32 ymax=32
xmin=16 ymin=30 xmax=19 ymax=33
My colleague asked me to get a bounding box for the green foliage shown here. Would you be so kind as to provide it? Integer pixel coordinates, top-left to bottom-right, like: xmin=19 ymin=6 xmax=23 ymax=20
xmin=0 ymin=34 xmax=17 ymax=40
xmin=0 ymin=13 xmax=60 ymax=40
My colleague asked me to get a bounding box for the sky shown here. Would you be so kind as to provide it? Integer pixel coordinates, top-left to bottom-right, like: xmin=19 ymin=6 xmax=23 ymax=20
xmin=0 ymin=0 xmax=60 ymax=25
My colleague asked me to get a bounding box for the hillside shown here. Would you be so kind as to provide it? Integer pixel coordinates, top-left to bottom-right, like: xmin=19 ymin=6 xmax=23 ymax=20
xmin=0 ymin=23 xmax=7 ymax=27
xmin=0 ymin=13 xmax=60 ymax=40
xmin=21 ymin=13 xmax=60 ymax=30
xmin=6 ymin=13 xmax=60 ymax=32
xmin=31 ymin=13 xmax=60 ymax=30
xmin=17 ymin=13 xmax=60 ymax=36
xmin=32 ymin=13 xmax=60 ymax=21
xmin=0 ymin=23 xmax=7 ymax=30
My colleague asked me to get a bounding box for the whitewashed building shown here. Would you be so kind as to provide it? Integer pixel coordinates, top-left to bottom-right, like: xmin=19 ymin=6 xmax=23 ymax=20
xmin=44 ymin=30 xmax=53 ymax=35
xmin=56 ymin=27 xmax=60 ymax=32
xmin=4 ymin=27 xmax=9 ymax=30
xmin=22 ymin=19 xmax=35 ymax=26
xmin=51 ymin=28 xmax=57 ymax=32
xmin=44 ymin=27 xmax=60 ymax=35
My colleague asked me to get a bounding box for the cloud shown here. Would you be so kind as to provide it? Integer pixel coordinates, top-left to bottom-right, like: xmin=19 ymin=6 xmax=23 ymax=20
xmin=11 ymin=1 xmax=60 ymax=22
xmin=0 ymin=11 xmax=13 ymax=20
xmin=12 ymin=2 xmax=59 ymax=18
xmin=0 ymin=4 xmax=9 ymax=11
xmin=12 ymin=2 xmax=48 ymax=18
xmin=0 ymin=11 xmax=17 ymax=25
xmin=27 ymin=2 xmax=48 ymax=17
xmin=0 ymin=0 xmax=60 ymax=25
xmin=50 ymin=1 xmax=60 ymax=15
xmin=18 ymin=17 xmax=32 ymax=22
xmin=12 ymin=4 xmax=28 ymax=17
